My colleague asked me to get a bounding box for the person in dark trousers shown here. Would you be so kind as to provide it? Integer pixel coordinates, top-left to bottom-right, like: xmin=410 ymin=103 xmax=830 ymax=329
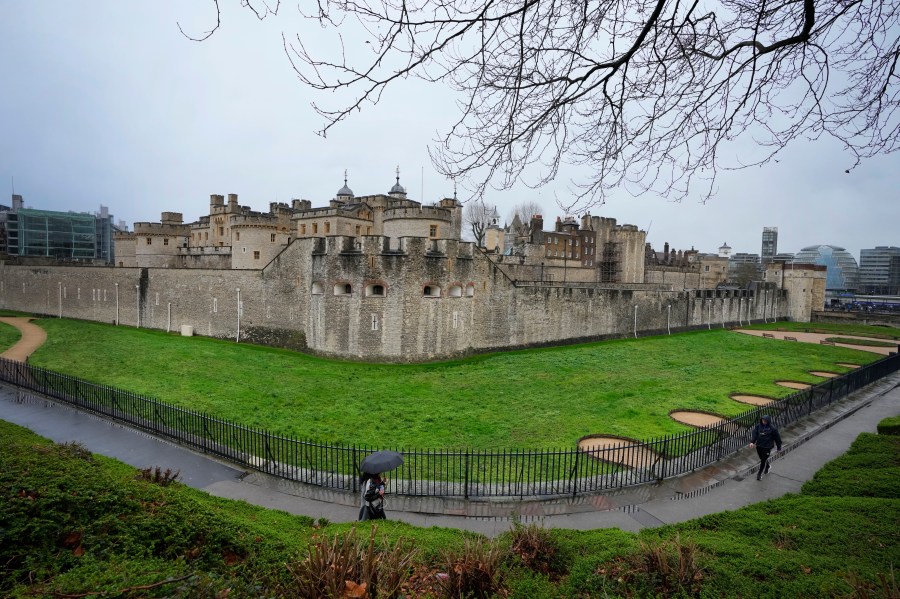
xmin=749 ymin=414 xmax=782 ymax=480
xmin=358 ymin=472 xmax=387 ymax=520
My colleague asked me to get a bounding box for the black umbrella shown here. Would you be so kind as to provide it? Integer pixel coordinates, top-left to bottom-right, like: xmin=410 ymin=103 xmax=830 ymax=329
xmin=360 ymin=450 xmax=404 ymax=474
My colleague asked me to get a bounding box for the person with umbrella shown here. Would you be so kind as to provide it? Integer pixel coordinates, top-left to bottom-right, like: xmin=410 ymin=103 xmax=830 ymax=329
xmin=358 ymin=450 xmax=403 ymax=521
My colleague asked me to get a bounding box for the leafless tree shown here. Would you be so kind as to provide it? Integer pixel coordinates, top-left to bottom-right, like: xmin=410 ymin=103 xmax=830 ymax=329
xmin=209 ymin=0 xmax=899 ymax=213
xmin=730 ymin=262 xmax=762 ymax=287
xmin=463 ymin=200 xmax=497 ymax=246
xmin=507 ymin=201 xmax=544 ymax=238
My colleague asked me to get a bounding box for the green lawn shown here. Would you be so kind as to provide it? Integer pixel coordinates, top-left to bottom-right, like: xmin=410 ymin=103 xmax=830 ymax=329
xmin=825 ymin=336 xmax=899 ymax=348
xmin=747 ymin=320 xmax=900 ymax=340
xmin=2 ymin=419 xmax=898 ymax=598
xmin=25 ymin=318 xmax=879 ymax=449
xmin=0 ymin=321 xmax=21 ymax=351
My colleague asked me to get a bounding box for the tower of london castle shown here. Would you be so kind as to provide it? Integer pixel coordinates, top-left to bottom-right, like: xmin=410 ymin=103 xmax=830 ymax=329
xmin=0 ymin=173 xmax=825 ymax=361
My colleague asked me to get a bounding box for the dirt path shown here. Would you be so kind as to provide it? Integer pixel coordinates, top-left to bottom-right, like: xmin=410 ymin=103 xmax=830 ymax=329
xmin=0 ymin=317 xmax=48 ymax=363
xmin=735 ymin=329 xmax=897 ymax=355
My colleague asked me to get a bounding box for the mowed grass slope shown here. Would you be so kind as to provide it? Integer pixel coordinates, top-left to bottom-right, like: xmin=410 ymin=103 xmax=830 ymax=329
xmin=26 ymin=318 xmax=880 ymax=449
xmin=0 ymin=320 xmax=22 ymax=351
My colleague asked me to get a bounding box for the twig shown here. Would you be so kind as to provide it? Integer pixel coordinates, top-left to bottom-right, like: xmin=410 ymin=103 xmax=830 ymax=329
xmin=46 ymin=574 xmax=195 ymax=598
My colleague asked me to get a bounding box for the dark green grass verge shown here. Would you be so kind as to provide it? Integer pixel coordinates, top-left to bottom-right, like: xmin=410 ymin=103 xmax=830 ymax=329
xmin=0 ymin=320 xmax=21 ymax=351
xmin=801 ymin=433 xmax=900 ymax=498
xmin=3 ymin=419 xmax=898 ymax=598
xmin=0 ymin=420 xmax=474 ymax=598
xmin=877 ymin=415 xmax=900 ymax=435
xmin=25 ymin=318 xmax=877 ymax=449
xmin=746 ymin=320 xmax=900 ymax=340
xmin=825 ymin=336 xmax=900 ymax=347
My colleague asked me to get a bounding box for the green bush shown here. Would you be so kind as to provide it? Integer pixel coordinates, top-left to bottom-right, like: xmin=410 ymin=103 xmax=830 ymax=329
xmin=876 ymin=415 xmax=900 ymax=436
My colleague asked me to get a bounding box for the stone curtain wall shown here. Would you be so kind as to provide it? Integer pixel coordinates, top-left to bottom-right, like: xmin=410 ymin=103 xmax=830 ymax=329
xmin=0 ymin=238 xmax=791 ymax=361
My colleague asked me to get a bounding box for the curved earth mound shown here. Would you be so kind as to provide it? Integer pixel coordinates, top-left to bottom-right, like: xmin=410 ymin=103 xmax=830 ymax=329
xmin=730 ymin=394 xmax=776 ymax=406
xmin=577 ymin=436 xmax=660 ymax=469
xmin=669 ymin=410 xmax=725 ymax=427
xmin=776 ymin=380 xmax=812 ymax=390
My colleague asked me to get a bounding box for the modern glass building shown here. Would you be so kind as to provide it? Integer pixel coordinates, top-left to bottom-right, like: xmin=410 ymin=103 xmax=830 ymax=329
xmin=4 ymin=207 xmax=116 ymax=264
xmin=858 ymin=246 xmax=900 ymax=295
xmin=793 ymin=245 xmax=859 ymax=291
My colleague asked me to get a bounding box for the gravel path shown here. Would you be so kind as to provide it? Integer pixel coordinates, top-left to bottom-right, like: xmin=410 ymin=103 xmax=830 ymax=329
xmin=0 ymin=317 xmax=48 ymax=362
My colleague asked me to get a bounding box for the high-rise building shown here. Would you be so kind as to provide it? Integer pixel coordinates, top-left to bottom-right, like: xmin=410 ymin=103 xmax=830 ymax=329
xmin=858 ymin=246 xmax=900 ymax=295
xmin=761 ymin=227 xmax=778 ymax=264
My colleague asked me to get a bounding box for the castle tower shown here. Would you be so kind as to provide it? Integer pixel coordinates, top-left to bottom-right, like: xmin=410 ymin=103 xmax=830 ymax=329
xmin=388 ymin=166 xmax=407 ymax=199
xmin=336 ymin=170 xmax=354 ymax=202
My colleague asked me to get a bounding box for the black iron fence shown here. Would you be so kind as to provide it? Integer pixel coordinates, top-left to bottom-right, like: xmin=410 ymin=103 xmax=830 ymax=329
xmin=1 ymin=353 xmax=897 ymax=499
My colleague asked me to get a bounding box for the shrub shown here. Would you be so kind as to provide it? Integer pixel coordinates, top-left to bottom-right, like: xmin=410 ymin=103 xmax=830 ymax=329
xmin=843 ymin=566 xmax=899 ymax=599
xmin=56 ymin=441 xmax=93 ymax=461
xmin=135 ymin=466 xmax=180 ymax=487
xmin=596 ymin=535 xmax=705 ymax=597
xmin=286 ymin=526 xmax=416 ymax=599
xmin=876 ymin=416 xmax=900 ymax=436
xmin=509 ymin=522 xmax=565 ymax=576
xmin=437 ymin=538 xmax=506 ymax=599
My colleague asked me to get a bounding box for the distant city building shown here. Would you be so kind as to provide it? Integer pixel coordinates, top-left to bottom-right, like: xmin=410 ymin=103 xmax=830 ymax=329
xmin=761 ymin=227 xmax=778 ymax=264
xmin=728 ymin=252 xmax=760 ymax=268
xmin=773 ymin=252 xmax=795 ymax=262
xmin=718 ymin=242 xmax=732 ymax=258
xmin=858 ymin=246 xmax=900 ymax=295
xmin=793 ymin=245 xmax=859 ymax=291
xmin=1 ymin=196 xmax=117 ymax=264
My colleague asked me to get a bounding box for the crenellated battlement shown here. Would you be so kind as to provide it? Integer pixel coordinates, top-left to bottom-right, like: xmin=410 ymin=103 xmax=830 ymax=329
xmin=383 ymin=205 xmax=453 ymax=222
xmin=313 ymin=234 xmax=475 ymax=259
xmin=230 ymin=215 xmax=282 ymax=228
xmin=133 ymin=222 xmax=190 ymax=235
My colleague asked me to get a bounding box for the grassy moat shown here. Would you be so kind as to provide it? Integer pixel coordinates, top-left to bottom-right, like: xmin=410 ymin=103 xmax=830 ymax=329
xmin=12 ymin=317 xmax=879 ymax=448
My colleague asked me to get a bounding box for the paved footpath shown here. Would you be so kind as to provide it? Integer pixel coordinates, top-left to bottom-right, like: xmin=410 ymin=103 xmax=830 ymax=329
xmin=2 ymin=373 xmax=899 ymax=537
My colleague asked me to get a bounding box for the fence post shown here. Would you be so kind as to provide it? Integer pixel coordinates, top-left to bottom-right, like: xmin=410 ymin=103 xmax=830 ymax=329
xmin=571 ymin=448 xmax=581 ymax=498
xmin=464 ymin=450 xmax=470 ymax=499
xmin=659 ymin=437 xmax=669 ymax=480
xmin=352 ymin=447 xmax=358 ymax=494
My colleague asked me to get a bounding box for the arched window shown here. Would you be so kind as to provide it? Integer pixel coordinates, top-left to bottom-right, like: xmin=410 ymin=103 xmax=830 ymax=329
xmin=366 ymin=284 xmax=386 ymax=297
xmin=334 ymin=283 xmax=352 ymax=296
xmin=448 ymin=285 xmax=463 ymax=297
xmin=466 ymin=284 xmax=475 ymax=297
xmin=423 ymin=285 xmax=441 ymax=298
xmin=311 ymin=282 xmax=324 ymax=295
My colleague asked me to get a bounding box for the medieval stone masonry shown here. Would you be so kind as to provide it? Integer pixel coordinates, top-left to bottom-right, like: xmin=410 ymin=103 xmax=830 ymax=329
xmin=0 ymin=177 xmax=825 ymax=362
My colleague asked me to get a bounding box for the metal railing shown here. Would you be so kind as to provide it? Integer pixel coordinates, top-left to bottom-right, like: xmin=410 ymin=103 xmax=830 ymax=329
xmin=1 ymin=352 xmax=897 ymax=499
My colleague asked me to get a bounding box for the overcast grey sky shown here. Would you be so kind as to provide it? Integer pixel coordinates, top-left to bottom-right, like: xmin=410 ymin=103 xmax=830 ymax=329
xmin=1 ymin=2 xmax=896 ymax=261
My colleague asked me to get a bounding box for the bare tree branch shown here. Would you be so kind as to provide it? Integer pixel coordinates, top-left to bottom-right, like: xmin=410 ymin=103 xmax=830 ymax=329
xmin=203 ymin=0 xmax=899 ymax=212
xmin=463 ymin=200 xmax=497 ymax=246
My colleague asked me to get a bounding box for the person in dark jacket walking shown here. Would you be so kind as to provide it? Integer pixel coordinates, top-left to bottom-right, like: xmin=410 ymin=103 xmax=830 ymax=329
xmin=749 ymin=414 xmax=782 ymax=480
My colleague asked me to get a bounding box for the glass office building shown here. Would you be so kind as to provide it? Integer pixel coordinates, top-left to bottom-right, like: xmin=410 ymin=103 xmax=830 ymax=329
xmin=859 ymin=246 xmax=900 ymax=295
xmin=793 ymin=245 xmax=859 ymax=291
xmin=4 ymin=208 xmax=115 ymax=264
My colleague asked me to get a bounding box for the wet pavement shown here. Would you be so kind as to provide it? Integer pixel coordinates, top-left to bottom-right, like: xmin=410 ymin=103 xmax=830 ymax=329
xmin=2 ymin=372 xmax=898 ymax=536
